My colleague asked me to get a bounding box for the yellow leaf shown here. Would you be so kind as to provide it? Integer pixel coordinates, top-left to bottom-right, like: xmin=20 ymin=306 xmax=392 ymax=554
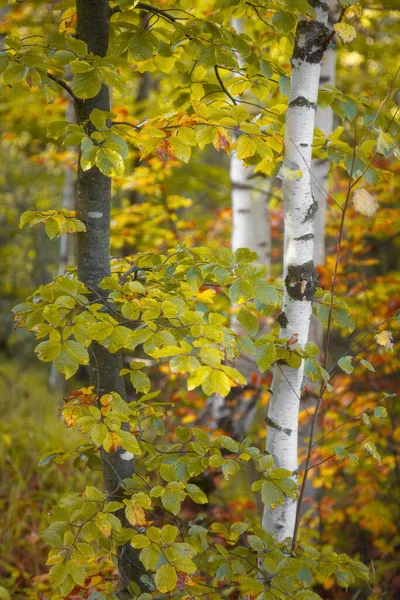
xmin=352 ymin=189 xmax=378 ymax=217
xmin=103 ymin=432 xmax=121 ymax=453
xmin=334 ymin=23 xmax=357 ymax=44
xmin=155 ymin=564 xmax=177 ymax=593
xmin=374 ymin=330 xmax=394 ymax=351
xmin=235 ymin=135 xmax=257 ymax=159
xmin=125 ymin=503 xmax=147 ymax=527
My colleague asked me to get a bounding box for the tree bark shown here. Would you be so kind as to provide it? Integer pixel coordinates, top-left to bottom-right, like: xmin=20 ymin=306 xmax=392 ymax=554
xmin=308 ymin=0 xmax=337 ymax=354
xmin=229 ymin=151 xmax=272 ymax=438
xmin=201 ymin=18 xmax=272 ymax=440
xmin=75 ymin=1 xmax=153 ymax=596
xmin=262 ymin=2 xmax=330 ymax=542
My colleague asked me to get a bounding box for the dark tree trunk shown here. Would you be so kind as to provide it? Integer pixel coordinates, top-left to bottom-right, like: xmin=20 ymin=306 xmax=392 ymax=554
xmin=75 ymin=1 xmax=154 ymax=596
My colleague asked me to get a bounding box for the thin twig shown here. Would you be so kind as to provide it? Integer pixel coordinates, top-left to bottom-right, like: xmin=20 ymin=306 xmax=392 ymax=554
xmin=46 ymin=72 xmax=76 ymax=100
xmin=307 ymin=435 xmax=369 ymax=471
xmin=291 ymin=118 xmax=359 ymax=553
xmin=214 ymin=65 xmax=237 ymax=105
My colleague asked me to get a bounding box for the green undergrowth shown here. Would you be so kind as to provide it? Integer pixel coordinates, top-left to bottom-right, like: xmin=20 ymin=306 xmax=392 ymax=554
xmin=0 ymin=360 xmax=99 ymax=598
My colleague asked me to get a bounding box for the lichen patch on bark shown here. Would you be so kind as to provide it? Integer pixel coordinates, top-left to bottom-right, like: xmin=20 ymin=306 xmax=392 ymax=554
xmin=277 ymin=311 xmax=289 ymax=329
xmin=293 ymin=20 xmax=330 ymax=65
xmin=285 ymin=260 xmax=319 ymax=301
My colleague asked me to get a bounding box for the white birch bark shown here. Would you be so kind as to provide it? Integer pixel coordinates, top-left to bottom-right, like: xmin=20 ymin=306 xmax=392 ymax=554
xmin=229 ymin=151 xmax=271 ymax=437
xmin=308 ymin=0 xmax=337 ymax=354
xmin=231 ymin=155 xmax=271 ymax=276
xmin=313 ymin=0 xmax=337 ymax=269
xmin=202 ymin=19 xmax=272 ymax=438
xmin=262 ymin=2 xmax=330 ymax=542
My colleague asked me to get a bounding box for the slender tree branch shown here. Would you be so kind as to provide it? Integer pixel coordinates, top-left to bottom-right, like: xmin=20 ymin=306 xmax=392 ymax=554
xmin=291 ymin=120 xmax=359 ymax=553
xmin=214 ymin=65 xmax=237 ymax=105
xmin=46 ymin=72 xmax=76 ymax=100
xmin=307 ymin=435 xmax=369 ymax=471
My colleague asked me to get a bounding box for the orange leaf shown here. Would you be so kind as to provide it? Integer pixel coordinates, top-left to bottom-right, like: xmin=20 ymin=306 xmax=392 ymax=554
xmin=213 ymin=127 xmax=231 ymax=153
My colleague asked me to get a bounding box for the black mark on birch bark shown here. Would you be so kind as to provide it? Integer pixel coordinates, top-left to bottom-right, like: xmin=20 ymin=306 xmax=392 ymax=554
xmin=308 ymin=0 xmax=329 ymax=13
xmin=302 ymin=198 xmax=318 ymax=224
xmin=277 ymin=311 xmax=289 ymax=329
xmin=266 ymin=416 xmax=293 ymax=436
xmin=285 ymin=260 xmax=319 ymax=301
xmin=294 ymin=233 xmax=315 ymax=241
xmin=289 ymin=96 xmax=317 ymax=110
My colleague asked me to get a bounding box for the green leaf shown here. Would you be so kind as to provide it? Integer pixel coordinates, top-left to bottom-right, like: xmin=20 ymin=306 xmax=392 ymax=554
xmin=364 ymin=441 xmax=381 ymax=463
xmin=360 ymin=358 xmax=375 ymax=372
xmin=272 ymin=10 xmax=297 ymax=33
xmin=88 ymin=322 xmax=114 ymax=341
xmin=237 ymin=307 xmax=259 ymax=336
xmin=47 ymin=120 xmax=70 ymax=140
xmin=49 ymin=562 xmax=69 ymax=587
xmin=161 ymin=524 xmax=179 ymax=543
xmin=129 ymin=31 xmax=157 ymax=60
xmin=253 ymin=280 xmax=279 ymax=306
xmin=256 ymin=342 xmax=276 ymax=373
xmin=335 ymin=446 xmax=349 ymax=459
xmin=217 ymin=435 xmax=239 ymax=453
xmin=35 ymin=340 xmax=62 ymax=362
xmin=71 ymin=70 xmax=102 ymax=99
xmin=186 ymin=266 xmax=203 ymax=291
xmin=234 ymin=248 xmax=258 ymax=264
xmin=186 ymin=483 xmax=208 ymax=504
xmin=119 ymin=431 xmax=142 ymax=454
xmin=247 ymin=535 xmax=265 ymax=551
xmin=198 ymin=44 xmax=216 ymax=67
xmin=3 ymin=63 xmax=29 ymax=85
xmin=90 ymin=423 xmax=108 ymax=447
xmin=131 ymin=534 xmax=150 ymax=549
xmin=261 ymin=481 xmax=284 ymax=508
xmin=139 ymin=545 xmax=159 ymax=570
xmin=130 ymin=370 xmax=151 ymax=394
xmin=70 ymin=60 xmax=94 ymax=74
xmin=260 ymin=59 xmax=273 ymax=79
xmin=155 ymin=564 xmax=177 ymax=593
xmin=67 ymin=560 xmax=85 ymax=586
xmin=375 ymin=128 xmax=396 ymax=157
xmin=278 ymin=160 xmax=302 ymax=181
xmin=161 ymin=485 xmax=186 ymax=514
xmin=95 ymin=147 xmax=125 ymax=177
xmin=229 ymin=279 xmax=253 ymax=304
xmin=374 ymin=406 xmax=387 ymax=419
xmin=64 ymin=340 xmax=89 ymax=364
xmin=338 ymin=356 xmax=353 ymax=374
xmin=90 ymin=108 xmax=109 ymax=130
xmin=45 ymin=217 xmax=59 ymax=239
xmin=170 ymin=137 xmax=191 ymax=163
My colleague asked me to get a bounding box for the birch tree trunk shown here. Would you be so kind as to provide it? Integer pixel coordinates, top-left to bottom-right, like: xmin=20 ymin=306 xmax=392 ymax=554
xmin=229 ymin=152 xmax=272 ymax=438
xmin=308 ymin=0 xmax=337 ymax=352
xmin=262 ymin=2 xmax=330 ymax=542
xmin=202 ymin=19 xmax=272 ymax=439
xmin=75 ymin=1 xmax=153 ymax=596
